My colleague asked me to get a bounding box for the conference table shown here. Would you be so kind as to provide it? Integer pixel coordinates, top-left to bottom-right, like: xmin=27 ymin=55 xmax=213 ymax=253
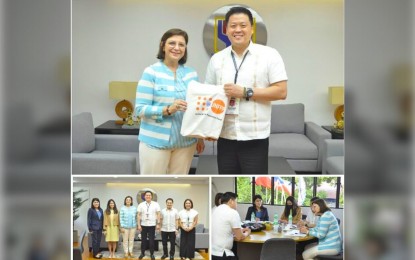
xmin=237 ymin=227 xmax=315 ymax=260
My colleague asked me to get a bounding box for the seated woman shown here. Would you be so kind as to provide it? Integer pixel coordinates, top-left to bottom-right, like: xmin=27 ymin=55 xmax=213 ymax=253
xmin=245 ymin=195 xmax=269 ymax=221
xmin=300 ymin=199 xmax=342 ymax=259
xmin=298 ymin=196 xmax=320 ymax=228
xmin=279 ymin=196 xmax=302 ymax=224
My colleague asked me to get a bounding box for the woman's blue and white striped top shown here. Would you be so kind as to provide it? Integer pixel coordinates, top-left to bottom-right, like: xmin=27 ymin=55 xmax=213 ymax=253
xmin=309 ymin=211 xmax=342 ymax=252
xmin=135 ymin=61 xmax=198 ymax=149
xmin=119 ymin=205 xmax=137 ymax=228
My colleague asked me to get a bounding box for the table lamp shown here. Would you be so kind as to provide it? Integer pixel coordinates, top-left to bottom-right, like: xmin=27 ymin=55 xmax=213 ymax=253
xmin=109 ymin=81 xmax=137 ymax=125
xmin=328 ymin=86 xmax=344 ymax=130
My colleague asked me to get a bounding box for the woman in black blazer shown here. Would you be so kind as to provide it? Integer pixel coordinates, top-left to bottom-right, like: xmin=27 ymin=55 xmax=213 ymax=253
xmin=245 ymin=195 xmax=269 ymax=221
xmin=87 ymin=198 xmax=104 ymax=259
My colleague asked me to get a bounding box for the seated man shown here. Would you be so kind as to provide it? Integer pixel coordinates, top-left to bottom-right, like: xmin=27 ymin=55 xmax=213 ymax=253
xmin=211 ymin=192 xmax=251 ymax=259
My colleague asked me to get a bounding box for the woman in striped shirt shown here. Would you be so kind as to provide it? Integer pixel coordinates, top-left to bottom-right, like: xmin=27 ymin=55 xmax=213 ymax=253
xmin=119 ymin=196 xmax=137 ymax=257
xmin=135 ymin=28 xmax=204 ymax=174
xmin=300 ymin=199 xmax=342 ymax=259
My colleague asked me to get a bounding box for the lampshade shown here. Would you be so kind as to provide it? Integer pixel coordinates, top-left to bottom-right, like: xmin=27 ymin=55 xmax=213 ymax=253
xmin=328 ymin=86 xmax=344 ymax=127
xmin=109 ymin=81 xmax=137 ymax=100
xmin=328 ymin=86 xmax=344 ymax=105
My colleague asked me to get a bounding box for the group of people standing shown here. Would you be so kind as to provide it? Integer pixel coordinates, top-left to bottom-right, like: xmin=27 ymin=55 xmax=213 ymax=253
xmin=135 ymin=6 xmax=287 ymax=175
xmin=212 ymin=193 xmax=342 ymax=259
xmin=87 ymin=198 xmax=121 ymax=258
xmin=87 ymin=191 xmax=199 ymax=260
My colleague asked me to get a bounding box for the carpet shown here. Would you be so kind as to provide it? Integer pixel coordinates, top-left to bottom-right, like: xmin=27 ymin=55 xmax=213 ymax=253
xmin=100 ymin=242 xmax=204 ymax=259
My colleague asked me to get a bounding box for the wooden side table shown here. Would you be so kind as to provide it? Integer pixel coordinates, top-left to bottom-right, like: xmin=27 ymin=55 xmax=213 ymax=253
xmin=95 ymin=120 xmax=140 ymax=135
xmin=322 ymin=125 xmax=344 ymax=139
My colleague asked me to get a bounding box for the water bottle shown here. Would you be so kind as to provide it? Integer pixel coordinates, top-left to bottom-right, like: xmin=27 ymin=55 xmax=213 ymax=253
xmin=288 ymin=210 xmax=293 ymax=226
xmin=280 ymin=222 xmax=285 ymax=232
xmin=251 ymin=212 xmax=256 ymax=222
xmin=273 ymin=213 xmax=278 ymax=225
xmin=273 ymin=213 xmax=278 ymax=231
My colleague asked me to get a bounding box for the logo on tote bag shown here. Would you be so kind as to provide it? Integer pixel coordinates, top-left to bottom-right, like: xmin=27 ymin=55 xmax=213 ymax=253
xmin=195 ymin=96 xmax=225 ymax=115
xmin=211 ymin=99 xmax=226 ymax=114
xmin=196 ymin=96 xmax=213 ymax=111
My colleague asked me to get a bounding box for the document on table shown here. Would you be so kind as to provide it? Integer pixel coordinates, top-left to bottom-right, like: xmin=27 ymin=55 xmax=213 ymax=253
xmin=283 ymin=224 xmax=297 ymax=231
xmin=285 ymin=230 xmax=307 ymax=237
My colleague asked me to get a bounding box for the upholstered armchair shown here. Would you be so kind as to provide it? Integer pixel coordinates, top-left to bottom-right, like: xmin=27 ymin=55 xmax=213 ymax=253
xmin=195 ymin=224 xmax=209 ymax=252
xmin=322 ymin=139 xmax=344 ymax=175
xmin=269 ymin=103 xmax=331 ymax=172
xmin=72 ymin=112 xmax=140 ymax=174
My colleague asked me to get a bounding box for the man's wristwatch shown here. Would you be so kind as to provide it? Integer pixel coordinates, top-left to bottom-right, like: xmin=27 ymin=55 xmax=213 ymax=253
xmin=246 ymin=88 xmax=254 ymax=101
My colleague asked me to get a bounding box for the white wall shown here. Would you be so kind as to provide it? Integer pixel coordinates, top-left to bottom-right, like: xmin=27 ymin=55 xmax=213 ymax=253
xmin=74 ymin=181 xmax=209 ymax=234
xmin=211 ymin=176 xmax=235 ymax=207
xmin=73 ymin=0 xmax=344 ymax=126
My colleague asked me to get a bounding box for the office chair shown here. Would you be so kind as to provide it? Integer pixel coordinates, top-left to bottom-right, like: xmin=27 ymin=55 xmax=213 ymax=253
xmin=260 ymin=238 xmax=296 ymax=260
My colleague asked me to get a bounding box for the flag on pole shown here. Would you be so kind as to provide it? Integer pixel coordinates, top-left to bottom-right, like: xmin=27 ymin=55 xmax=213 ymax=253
xmin=255 ymin=177 xmax=272 ymax=189
xmin=297 ymin=176 xmax=306 ymax=205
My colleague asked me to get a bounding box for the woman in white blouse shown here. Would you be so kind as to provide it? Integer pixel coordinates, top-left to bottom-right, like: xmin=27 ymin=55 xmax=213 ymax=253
xmin=178 ymin=199 xmax=198 ymax=260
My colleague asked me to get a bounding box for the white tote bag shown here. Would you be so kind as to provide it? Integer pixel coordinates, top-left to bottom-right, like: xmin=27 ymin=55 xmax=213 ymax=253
xmin=181 ymin=81 xmax=228 ymax=139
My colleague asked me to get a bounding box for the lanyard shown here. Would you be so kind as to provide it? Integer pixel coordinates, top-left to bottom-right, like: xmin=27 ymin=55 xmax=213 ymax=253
xmin=231 ymin=50 xmax=249 ymax=84
xmin=186 ymin=210 xmax=191 ymax=227
xmin=146 ymin=202 xmax=151 ymax=213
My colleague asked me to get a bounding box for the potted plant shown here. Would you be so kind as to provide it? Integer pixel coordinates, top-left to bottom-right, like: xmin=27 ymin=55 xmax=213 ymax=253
xmin=73 ymin=189 xmax=88 ymax=242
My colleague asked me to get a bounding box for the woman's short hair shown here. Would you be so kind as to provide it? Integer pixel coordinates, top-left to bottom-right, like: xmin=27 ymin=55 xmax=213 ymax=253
xmin=252 ymin=194 xmax=264 ymax=209
xmin=124 ymin=196 xmax=133 ymax=206
xmin=253 ymin=194 xmax=262 ymax=202
xmin=90 ymin=198 xmax=101 ymax=209
xmin=183 ymin=199 xmax=193 ymax=209
xmin=157 ymin=28 xmax=188 ymax=65
xmin=252 ymin=194 xmax=262 ymax=203
xmin=312 ymin=198 xmax=331 ymax=213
